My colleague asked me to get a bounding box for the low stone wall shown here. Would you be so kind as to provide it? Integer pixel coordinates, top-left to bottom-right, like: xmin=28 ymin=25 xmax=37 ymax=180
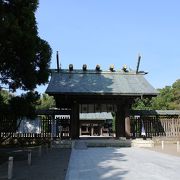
xmin=131 ymin=139 xmax=154 ymax=148
xmin=152 ymin=136 xmax=180 ymax=145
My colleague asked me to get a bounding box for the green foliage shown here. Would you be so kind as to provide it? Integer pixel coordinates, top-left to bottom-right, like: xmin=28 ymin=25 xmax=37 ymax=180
xmin=0 ymin=90 xmax=40 ymax=143
xmin=132 ymin=98 xmax=153 ymax=110
xmin=0 ymin=90 xmax=12 ymax=105
xmin=0 ymin=91 xmax=55 ymax=117
xmin=132 ymin=79 xmax=180 ymax=110
xmin=171 ymin=79 xmax=180 ymax=109
xmin=0 ymin=90 xmax=12 ymax=113
xmin=0 ymin=0 xmax=52 ymax=91
xmin=36 ymin=93 xmax=55 ymax=110
xmin=9 ymin=91 xmax=40 ymax=118
xmin=151 ymin=86 xmax=174 ymax=110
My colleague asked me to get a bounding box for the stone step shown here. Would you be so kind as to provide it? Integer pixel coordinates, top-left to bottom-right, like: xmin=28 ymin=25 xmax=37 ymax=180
xmin=87 ymin=142 xmax=131 ymax=147
xmin=52 ymin=139 xmax=165 ymax=148
xmin=78 ymin=139 xmax=131 ymax=148
xmin=131 ymin=139 xmax=154 ymax=148
xmin=74 ymin=141 xmax=87 ymax=150
xmin=52 ymin=139 xmax=72 ymax=148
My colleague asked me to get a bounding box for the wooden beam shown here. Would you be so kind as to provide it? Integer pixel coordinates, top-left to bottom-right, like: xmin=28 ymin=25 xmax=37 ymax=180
xmin=54 ymin=94 xmax=130 ymax=104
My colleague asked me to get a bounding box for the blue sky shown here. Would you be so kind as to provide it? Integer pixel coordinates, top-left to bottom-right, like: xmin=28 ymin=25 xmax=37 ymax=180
xmin=35 ymin=0 xmax=180 ymax=93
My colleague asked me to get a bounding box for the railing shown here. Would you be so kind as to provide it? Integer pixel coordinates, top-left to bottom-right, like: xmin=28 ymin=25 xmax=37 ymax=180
xmin=160 ymin=118 xmax=180 ymax=137
xmin=131 ymin=116 xmax=180 ymax=138
xmin=0 ymin=132 xmax=51 ymax=138
xmin=1 ymin=112 xmax=180 ymax=140
xmin=0 ymin=115 xmax=70 ymax=141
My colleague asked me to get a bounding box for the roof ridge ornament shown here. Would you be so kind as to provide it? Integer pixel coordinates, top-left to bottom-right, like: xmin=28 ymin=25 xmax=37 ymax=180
xmin=135 ymin=54 xmax=148 ymax=75
xmin=69 ymin=64 xmax=73 ymax=71
xmin=83 ymin=64 xmax=87 ymax=71
xmin=136 ymin=54 xmax=141 ymax=74
xmin=109 ymin=64 xmax=115 ymax=72
xmin=96 ymin=64 xmax=101 ymax=71
xmin=122 ymin=64 xmax=128 ymax=72
xmin=56 ymin=51 xmax=60 ymax=73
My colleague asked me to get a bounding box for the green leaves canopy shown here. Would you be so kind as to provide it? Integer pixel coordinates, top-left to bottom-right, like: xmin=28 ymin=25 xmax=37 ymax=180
xmin=36 ymin=93 xmax=55 ymax=110
xmin=171 ymin=79 xmax=180 ymax=109
xmin=9 ymin=91 xmax=40 ymax=117
xmin=0 ymin=0 xmax=52 ymax=91
xmin=0 ymin=91 xmax=55 ymax=117
xmin=133 ymin=79 xmax=180 ymax=110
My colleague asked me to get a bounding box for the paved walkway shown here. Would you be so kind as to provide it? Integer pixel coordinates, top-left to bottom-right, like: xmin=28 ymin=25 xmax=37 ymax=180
xmin=66 ymin=147 xmax=180 ymax=180
xmin=148 ymin=143 xmax=180 ymax=157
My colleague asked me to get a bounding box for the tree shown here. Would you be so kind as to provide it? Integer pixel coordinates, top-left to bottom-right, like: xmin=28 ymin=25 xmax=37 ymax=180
xmin=132 ymin=79 xmax=180 ymax=110
xmin=0 ymin=91 xmax=40 ymax=144
xmin=151 ymin=86 xmax=174 ymax=110
xmin=170 ymin=79 xmax=180 ymax=109
xmin=36 ymin=93 xmax=55 ymax=110
xmin=0 ymin=89 xmax=12 ymax=105
xmin=0 ymin=0 xmax=52 ymax=91
xmin=0 ymin=89 xmax=12 ymax=113
xmin=132 ymin=98 xmax=153 ymax=110
xmin=9 ymin=91 xmax=40 ymax=117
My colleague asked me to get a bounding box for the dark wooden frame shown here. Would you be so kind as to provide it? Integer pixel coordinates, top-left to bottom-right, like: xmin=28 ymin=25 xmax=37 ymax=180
xmin=49 ymin=94 xmax=138 ymax=139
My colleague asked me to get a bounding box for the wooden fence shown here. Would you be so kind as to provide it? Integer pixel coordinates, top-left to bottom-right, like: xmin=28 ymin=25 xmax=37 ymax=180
xmin=0 ymin=132 xmax=52 ymax=138
xmin=131 ymin=116 xmax=180 ymax=138
xmin=1 ymin=113 xmax=180 ymax=140
xmin=160 ymin=118 xmax=180 ymax=137
xmin=0 ymin=115 xmax=70 ymax=140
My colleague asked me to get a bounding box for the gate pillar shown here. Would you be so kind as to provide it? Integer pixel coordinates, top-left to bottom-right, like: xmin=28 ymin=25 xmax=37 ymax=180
xmin=115 ymin=105 xmax=125 ymax=138
xmin=125 ymin=107 xmax=131 ymax=139
xmin=70 ymin=102 xmax=80 ymax=139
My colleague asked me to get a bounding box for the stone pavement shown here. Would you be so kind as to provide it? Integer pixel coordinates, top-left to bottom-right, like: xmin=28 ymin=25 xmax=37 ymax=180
xmin=148 ymin=143 xmax=180 ymax=157
xmin=0 ymin=148 xmax=71 ymax=180
xmin=66 ymin=147 xmax=180 ymax=180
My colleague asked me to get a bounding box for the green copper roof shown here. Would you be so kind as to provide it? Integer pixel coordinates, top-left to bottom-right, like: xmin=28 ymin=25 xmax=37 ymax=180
xmin=80 ymin=112 xmax=113 ymax=120
xmin=131 ymin=110 xmax=180 ymax=116
xmin=46 ymin=69 xmax=158 ymax=96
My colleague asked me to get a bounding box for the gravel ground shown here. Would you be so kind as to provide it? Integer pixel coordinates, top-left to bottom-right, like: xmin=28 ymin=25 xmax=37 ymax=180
xmin=0 ymin=148 xmax=71 ymax=180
